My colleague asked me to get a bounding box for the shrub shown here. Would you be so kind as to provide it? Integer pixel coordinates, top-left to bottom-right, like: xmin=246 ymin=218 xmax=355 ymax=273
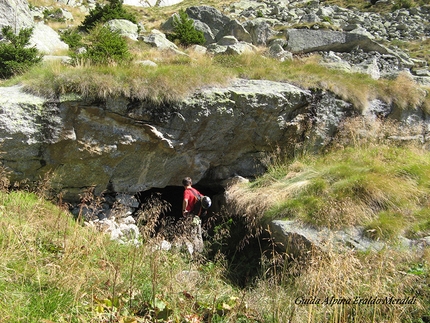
xmin=0 ymin=26 xmax=43 ymax=79
xmin=43 ymin=8 xmax=65 ymax=23
xmin=71 ymin=25 xmax=131 ymax=66
xmin=167 ymin=9 xmax=205 ymax=47
xmin=392 ymin=0 xmax=414 ymax=10
xmin=80 ymin=0 xmax=138 ymax=32
xmin=60 ymin=28 xmax=83 ymax=50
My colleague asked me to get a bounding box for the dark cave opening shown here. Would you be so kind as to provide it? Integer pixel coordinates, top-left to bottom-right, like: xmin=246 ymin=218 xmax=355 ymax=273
xmin=134 ymin=182 xmax=272 ymax=288
xmin=135 ymin=183 xmax=221 ymax=220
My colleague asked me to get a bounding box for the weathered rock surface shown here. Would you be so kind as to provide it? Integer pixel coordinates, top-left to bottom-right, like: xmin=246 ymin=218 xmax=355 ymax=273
xmin=0 ymin=0 xmax=33 ymax=31
xmin=140 ymin=29 xmax=183 ymax=53
xmin=285 ymin=29 xmax=379 ymax=54
xmin=0 ymin=0 xmax=69 ymax=54
xmin=29 ymin=22 xmax=69 ymax=54
xmin=269 ymin=219 xmax=430 ymax=255
xmin=105 ymin=19 xmax=139 ymax=41
xmin=2 ymin=0 xmax=429 ymax=79
xmin=0 ymin=80 xmax=314 ymax=201
xmin=157 ymin=4 xmax=429 ymax=80
xmin=1 ymin=78 xmax=428 ymax=204
xmin=270 ymin=220 xmax=386 ymax=253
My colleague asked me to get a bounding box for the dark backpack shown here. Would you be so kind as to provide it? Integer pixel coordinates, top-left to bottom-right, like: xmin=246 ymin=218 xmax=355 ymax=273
xmin=189 ymin=188 xmax=211 ymax=215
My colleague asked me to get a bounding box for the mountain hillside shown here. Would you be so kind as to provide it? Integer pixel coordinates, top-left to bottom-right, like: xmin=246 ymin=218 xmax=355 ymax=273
xmin=0 ymin=1 xmax=429 ymax=322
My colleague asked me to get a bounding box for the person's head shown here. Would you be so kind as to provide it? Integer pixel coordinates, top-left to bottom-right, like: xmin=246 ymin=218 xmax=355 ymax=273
xmin=182 ymin=177 xmax=192 ymax=187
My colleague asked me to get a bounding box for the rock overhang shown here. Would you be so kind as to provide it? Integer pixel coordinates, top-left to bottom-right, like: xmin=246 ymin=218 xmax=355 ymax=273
xmin=0 ymin=79 xmax=313 ymax=202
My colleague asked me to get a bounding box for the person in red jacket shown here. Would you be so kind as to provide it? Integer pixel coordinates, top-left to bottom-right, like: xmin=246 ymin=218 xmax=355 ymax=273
xmin=182 ymin=177 xmax=203 ymax=216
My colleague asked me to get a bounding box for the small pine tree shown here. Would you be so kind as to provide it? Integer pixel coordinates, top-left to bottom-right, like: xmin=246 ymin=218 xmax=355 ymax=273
xmin=60 ymin=28 xmax=83 ymax=50
xmin=0 ymin=26 xmax=43 ymax=79
xmin=72 ymin=25 xmax=131 ymax=66
xmin=80 ymin=0 xmax=138 ymax=32
xmin=169 ymin=9 xmax=205 ymax=47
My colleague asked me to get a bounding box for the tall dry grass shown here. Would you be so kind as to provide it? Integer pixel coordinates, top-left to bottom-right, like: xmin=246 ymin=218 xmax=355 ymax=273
xmin=245 ymin=245 xmax=429 ymax=323
xmin=19 ymin=57 xmax=234 ymax=102
xmin=11 ymin=48 xmax=428 ymax=116
xmin=381 ymin=71 xmax=428 ymax=111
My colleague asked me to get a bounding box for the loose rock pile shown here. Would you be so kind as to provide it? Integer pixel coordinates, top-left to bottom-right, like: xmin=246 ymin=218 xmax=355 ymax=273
xmin=1 ymin=0 xmax=429 ymax=80
xmin=228 ymin=0 xmax=430 ymax=42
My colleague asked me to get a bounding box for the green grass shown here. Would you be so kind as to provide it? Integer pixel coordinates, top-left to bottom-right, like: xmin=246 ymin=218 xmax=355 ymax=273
xmin=389 ymin=38 xmax=430 ymax=66
xmin=0 ymin=183 xmax=429 ymax=322
xmin=222 ymin=138 xmax=430 ymax=322
xmin=236 ymin=143 xmax=430 ymax=239
xmin=0 ymin=190 xmax=254 ymax=322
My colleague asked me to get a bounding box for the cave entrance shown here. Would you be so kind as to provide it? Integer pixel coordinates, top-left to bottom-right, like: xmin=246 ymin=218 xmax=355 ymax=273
xmin=135 ymin=183 xmax=271 ymax=288
xmin=135 ymin=183 xmax=221 ymax=219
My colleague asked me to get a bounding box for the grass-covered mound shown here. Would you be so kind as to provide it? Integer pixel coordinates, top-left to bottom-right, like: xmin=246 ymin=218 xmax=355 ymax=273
xmin=257 ymin=144 xmax=429 ymax=238
xmin=229 ymin=124 xmax=430 ymax=242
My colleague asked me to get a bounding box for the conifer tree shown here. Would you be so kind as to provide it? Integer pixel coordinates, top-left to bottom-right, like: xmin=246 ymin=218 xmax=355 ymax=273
xmin=0 ymin=26 xmax=43 ymax=79
xmin=170 ymin=9 xmax=205 ymax=46
xmin=80 ymin=0 xmax=137 ymax=32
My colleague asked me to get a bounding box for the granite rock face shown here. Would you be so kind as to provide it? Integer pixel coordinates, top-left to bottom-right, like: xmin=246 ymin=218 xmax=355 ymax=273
xmin=0 ymin=80 xmax=316 ymax=200
xmin=0 ymin=0 xmax=33 ymax=31
xmin=2 ymin=78 xmax=428 ymax=202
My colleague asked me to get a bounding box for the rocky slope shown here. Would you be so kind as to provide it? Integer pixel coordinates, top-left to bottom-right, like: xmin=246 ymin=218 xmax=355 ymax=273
xmin=1 ymin=0 xmax=429 ymax=81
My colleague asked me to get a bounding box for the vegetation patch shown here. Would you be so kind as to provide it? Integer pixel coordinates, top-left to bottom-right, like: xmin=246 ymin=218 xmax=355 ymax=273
xmin=273 ymin=144 xmax=429 ymax=236
xmin=79 ymin=0 xmax=138 ymax=32
xmin=0 ymin=171 xmax=428 ymax=322
xmin=71 ymin=25 xmax=132 ymax=66
xmin=16 ymin=57 xmax=233 ymax=102
xmin=8 ymin=51 xmax=427 ymax=110
xmin=229 ymin=119 xmax=430 ymax=240
xmin=0 ymin=26 xmax=43 ymax=79
xmin=166 ymin=9 xmax=206 ymax=46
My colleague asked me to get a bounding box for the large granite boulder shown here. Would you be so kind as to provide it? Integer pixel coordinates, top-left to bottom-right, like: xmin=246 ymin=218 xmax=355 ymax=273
xmin=105 ymin=19 xmax=139 ymax=41
xmin=29 ymin=22 xmax=69 ymax=54
xmin=0 ymin=1 xmax=68 ymax=55
xmin=3 ymin=78 xmax=424 ymax=202
xmin=0 ymin=0 xmax=33 ymax=32
xmin=185 ymin=6 xmax=231 ymax=41
xmin=285 ymin=29 xmax=391 ymax=54
xmin=269 ymin=220 xmax=385 ymax=254
xmin=0 ymin=80 xmax=313 ymax=201
xmin=140 ymin=29 xmax=184 ymax=54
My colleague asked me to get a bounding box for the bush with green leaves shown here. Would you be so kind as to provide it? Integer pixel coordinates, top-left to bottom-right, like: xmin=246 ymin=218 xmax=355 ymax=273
xmin=80 ymin=0 xmax=138 ymax=32
xmin=72 ymin=25 xmax=131 ymax=66
xmin=0 ymin=26 xmax=43 ymax=79
xmin=167 ymin=9 xmax=205 ymax=47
